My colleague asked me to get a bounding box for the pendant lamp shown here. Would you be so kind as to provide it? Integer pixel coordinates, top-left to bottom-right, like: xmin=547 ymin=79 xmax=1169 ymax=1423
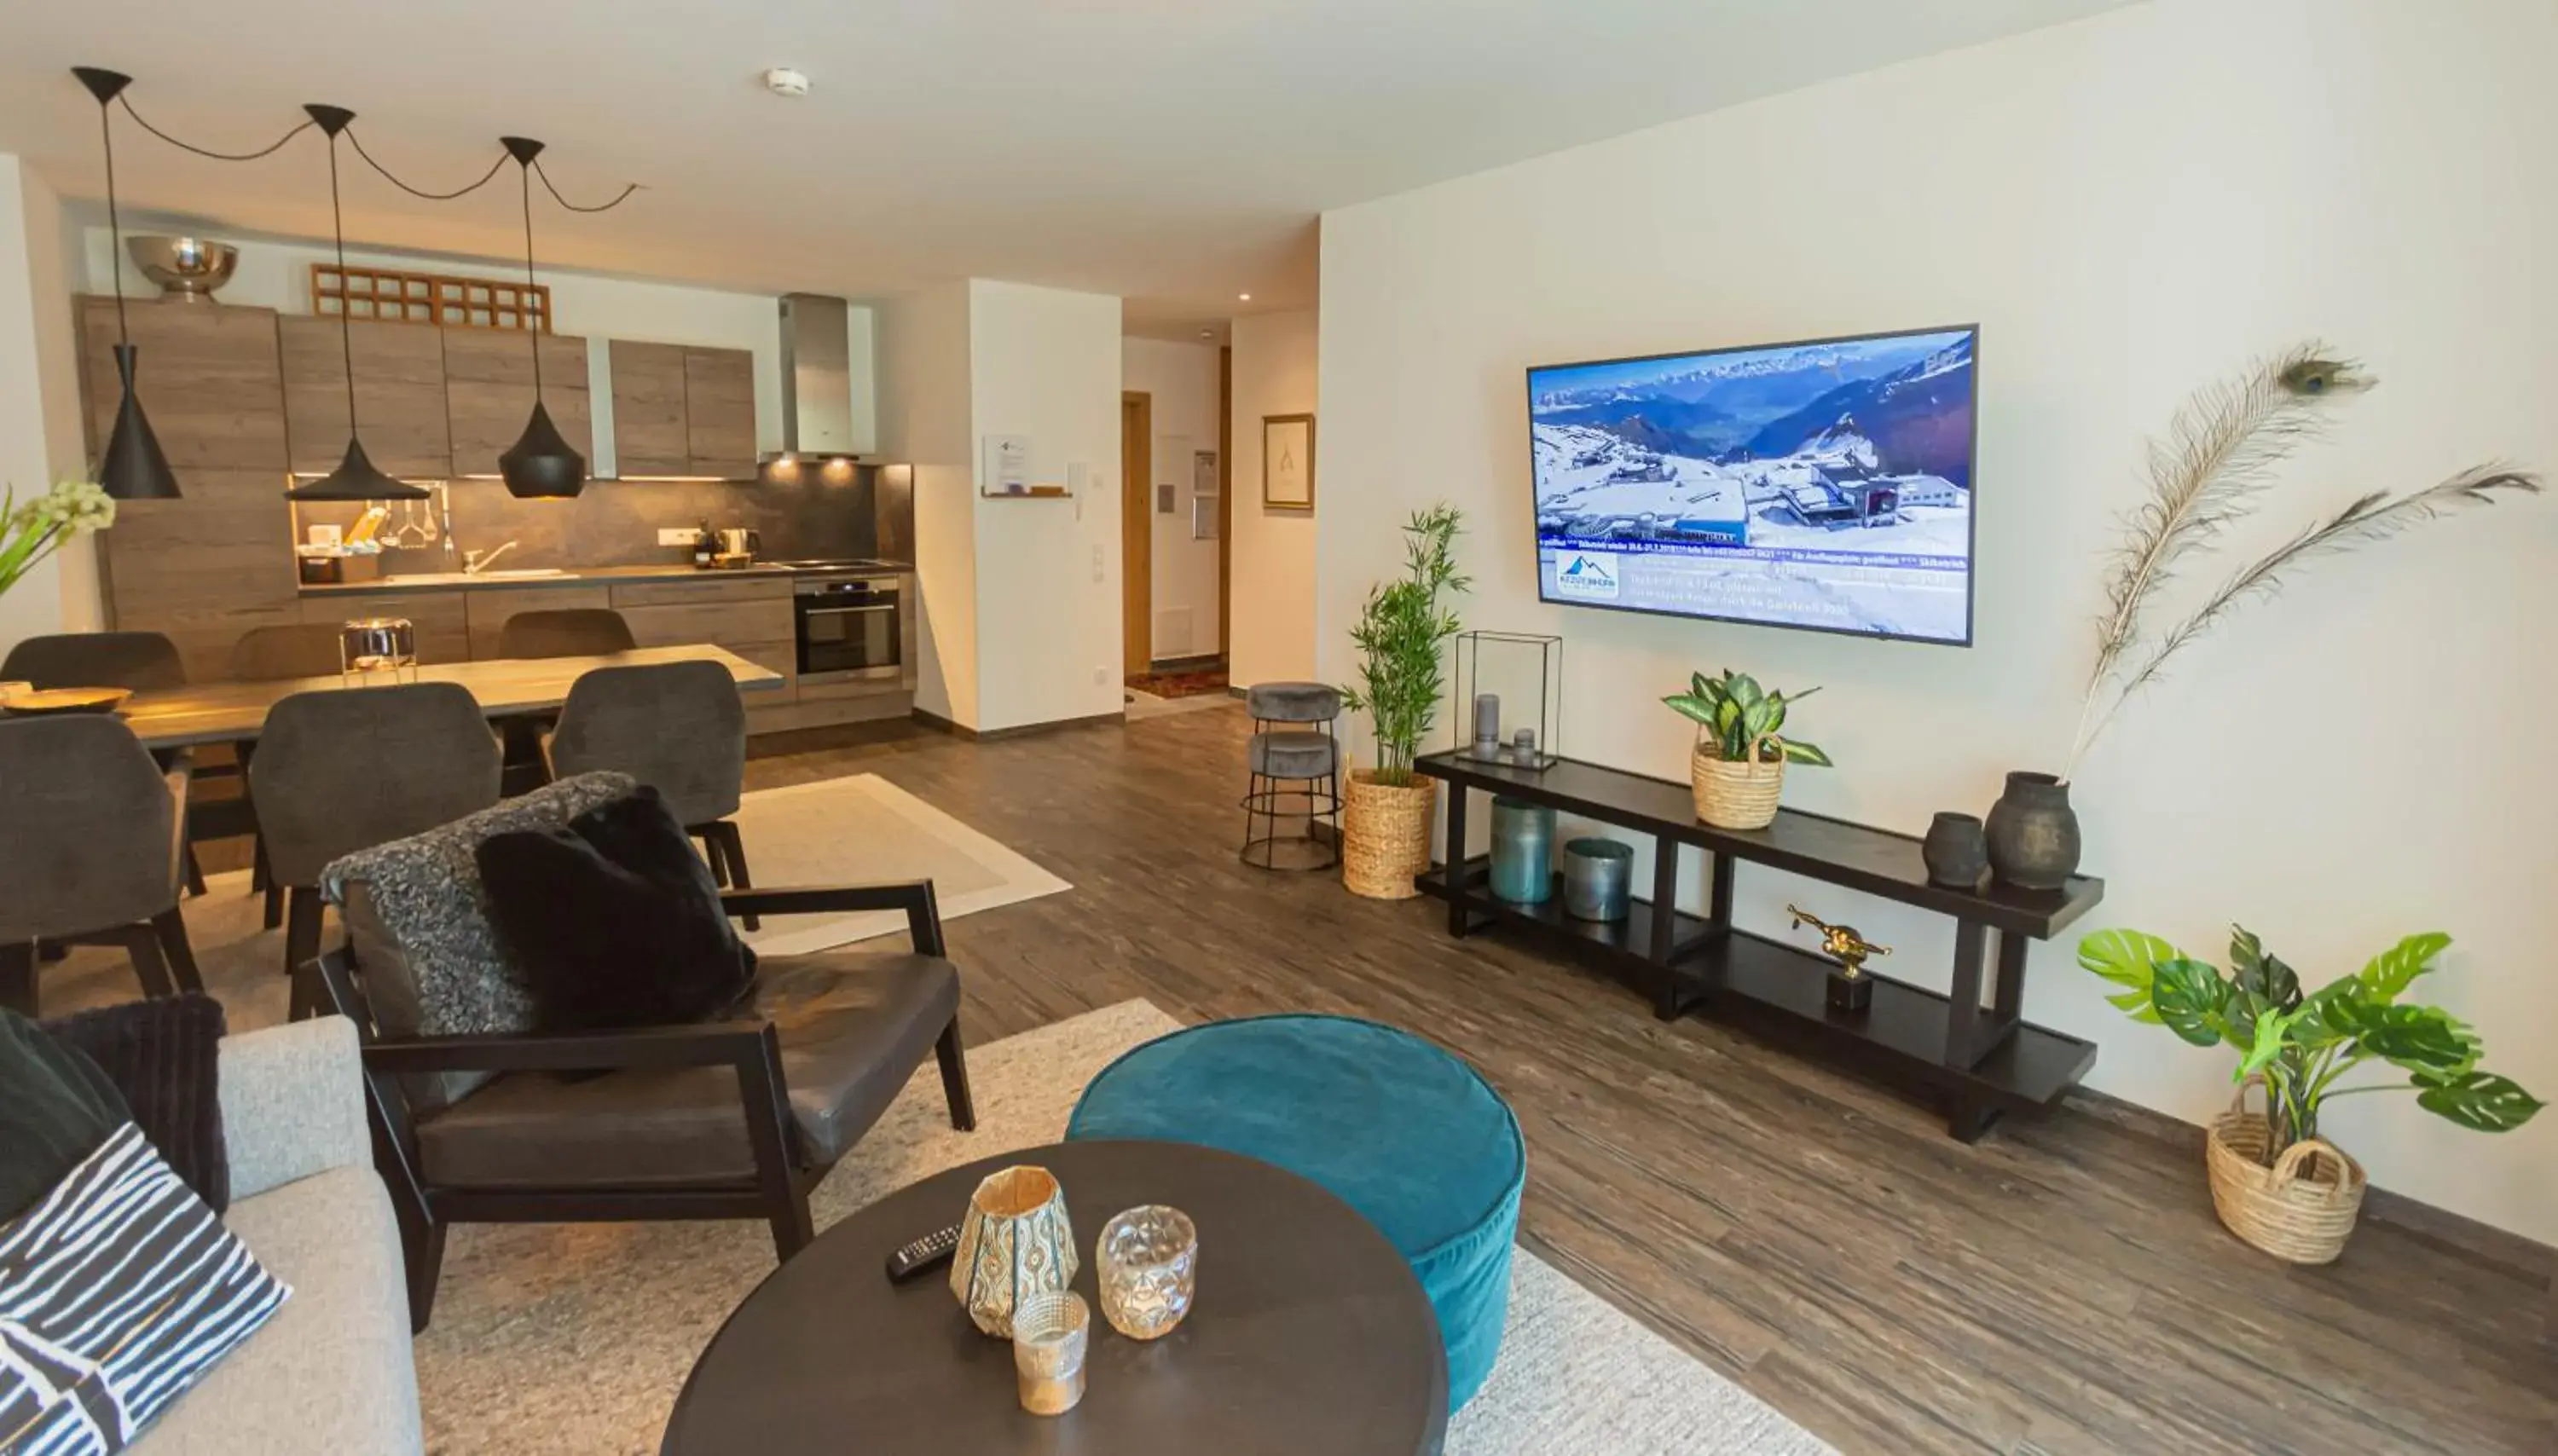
xmin=72 ymin=67 xmax=181 ymax=500
xmin=286 ymin=105 xmax=428 ymax=502
xmin=496 ymin=136 xmax=584 ymax=500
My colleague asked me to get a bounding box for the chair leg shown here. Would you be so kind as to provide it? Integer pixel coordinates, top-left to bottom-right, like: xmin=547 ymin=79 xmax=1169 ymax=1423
xmin=124 ymin=923 xmax=177 ymax=1000
xmin=182 ymin=842 xmax=209 ymax=899
xmin=152 ymin=907 xmax=205 ymax=996
xmin=403 ymin=1218 xmax=449 ymax=1334
xmin=712 ymin=821 xmax=759 ymax=932
xmin=0 ymin=941 xmax=34 ymax=1017
xmin=696 ymin=828 xmax=730 ymax=887
xmin=936 ymin=1015 xmax=977 ymax=1131
xmin=283 ymin=888 xmax=325 ymax=1020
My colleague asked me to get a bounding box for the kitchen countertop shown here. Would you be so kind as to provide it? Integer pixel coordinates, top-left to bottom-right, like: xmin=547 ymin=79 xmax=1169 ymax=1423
xmin=298 ymin=561 xmax=913 ymax=597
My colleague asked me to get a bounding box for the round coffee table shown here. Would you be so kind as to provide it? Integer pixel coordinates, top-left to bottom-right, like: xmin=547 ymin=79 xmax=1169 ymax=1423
xmin=661 ymin=1139 xmax=1449 ymax=1455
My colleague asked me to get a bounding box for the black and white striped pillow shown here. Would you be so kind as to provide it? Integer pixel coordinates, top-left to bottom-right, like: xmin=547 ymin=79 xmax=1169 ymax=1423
xmin=0 ymin=1124 xmax=290 ymax=1454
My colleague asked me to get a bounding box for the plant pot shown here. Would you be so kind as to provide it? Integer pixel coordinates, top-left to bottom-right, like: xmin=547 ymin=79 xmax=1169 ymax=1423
xmin=1342 ymin=770 xmax=1438 ymax=900
xmin=2204 ymin=1079 xmax=2366 ymax=1264
xmin=1985 ymin=771 xmax=2081 ymax=889
xmin=1691 ymin=739 xmax=1785 ymax=830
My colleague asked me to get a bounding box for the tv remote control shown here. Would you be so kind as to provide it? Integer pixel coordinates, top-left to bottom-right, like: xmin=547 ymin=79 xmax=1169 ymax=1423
xmin=885 ymin=1225 xmax=962 ymax=1283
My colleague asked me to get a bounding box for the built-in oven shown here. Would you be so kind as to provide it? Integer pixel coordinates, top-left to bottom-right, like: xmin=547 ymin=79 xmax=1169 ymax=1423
xmin=795 ymin=575 xmax=903 ymax=683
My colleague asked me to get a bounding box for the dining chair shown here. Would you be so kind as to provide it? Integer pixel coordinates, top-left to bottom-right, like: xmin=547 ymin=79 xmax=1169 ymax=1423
xmin=491 ymin=610 xmax=639 ymax=794
xmin=250 ymin=681 xmax=502 ymax=1018
xmin=2 ymin=628 xmax=223 ymax=898
xmin=0 ymin=715 xmax=204 ymax=1015
xmin=546 ymin=661 xmax=760 ymax=927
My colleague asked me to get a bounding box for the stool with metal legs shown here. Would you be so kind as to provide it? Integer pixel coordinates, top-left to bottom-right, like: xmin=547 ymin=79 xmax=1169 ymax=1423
xmin=1239 ymin=682 xmax=1343 ymax=871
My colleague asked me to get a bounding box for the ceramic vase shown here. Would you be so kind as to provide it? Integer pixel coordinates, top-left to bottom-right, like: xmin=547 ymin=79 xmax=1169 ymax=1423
xmin=1984 ymin=771 xmax=2081 ymax=890
xmin=952 ymin=1165 xmax=1079 ymax=1337
xmin=1922 ymin=812 xmax=1990 ymax=889
xmin=1488 ymin=796 xmax=1555 ymax=904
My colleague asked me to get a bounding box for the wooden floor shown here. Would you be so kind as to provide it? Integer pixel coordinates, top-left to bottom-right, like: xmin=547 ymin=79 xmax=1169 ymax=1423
xmin=742 ymin=705 xmax=2557 ymax=1456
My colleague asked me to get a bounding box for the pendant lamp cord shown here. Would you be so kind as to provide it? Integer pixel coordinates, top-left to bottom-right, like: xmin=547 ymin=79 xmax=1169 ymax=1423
xmin=117 ymin=95 xmax=310 ymax=161
xmin=532 ymin=160 xmax=640 ymax=214
xmin=519 ymin=160 xmax=544 ymax=396
xmin=327 ymin=132 xmax=362 ymax=436
xmin=347 ymin=128 xmax=507 ymax=201
xmin=97 ymin=99 xmax=128 ymax=347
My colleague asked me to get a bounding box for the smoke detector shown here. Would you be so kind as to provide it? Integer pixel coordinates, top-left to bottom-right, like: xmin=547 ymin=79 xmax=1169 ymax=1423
xmin=762 ymin=67 xmax=812 ymax=98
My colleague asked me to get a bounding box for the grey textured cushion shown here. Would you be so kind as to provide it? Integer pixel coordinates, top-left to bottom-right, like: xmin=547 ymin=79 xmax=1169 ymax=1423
xmin=324 ymin=772 xmax=635 ymax=1111
xmin=1245 ymin=681 xmax=1342 ymax=723
xmin=1249 ymin=730 xmax=1339 ymax=780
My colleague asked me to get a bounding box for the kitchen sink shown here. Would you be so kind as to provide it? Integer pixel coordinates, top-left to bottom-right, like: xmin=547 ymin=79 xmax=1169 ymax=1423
xmin=380 ymin=569 xmax=570 ymax=585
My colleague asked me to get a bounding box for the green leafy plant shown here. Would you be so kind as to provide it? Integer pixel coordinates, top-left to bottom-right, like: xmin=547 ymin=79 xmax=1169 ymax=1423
xmin=1340 ymin=505 xmax=1468 ymax=785
xmin=2079 ymin=925 xmax=2543 ymax=1156
xmin=0 ymin=480 xmax=115 ymax=600
xmin=1662 ymin=670 xmax=1834 ymax=766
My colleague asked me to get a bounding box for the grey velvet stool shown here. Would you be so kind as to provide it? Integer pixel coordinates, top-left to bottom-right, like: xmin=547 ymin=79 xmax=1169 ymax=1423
xmin=0 ymin=715 xmax=204 ymax=1015
xmin=546 ymin=660 xmax=760 ymax=927
xmin=1241 ymin=681 xmax=1343 ymax=871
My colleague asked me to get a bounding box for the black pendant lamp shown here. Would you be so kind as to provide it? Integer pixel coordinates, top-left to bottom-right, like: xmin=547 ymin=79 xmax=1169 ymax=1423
xmin=287 ymin=106 xmax=428 ymax=502
xmin=497 ymin=136 xmax=584 ymax=500
xmin=72 ymin=67 xmax=181 ymax=500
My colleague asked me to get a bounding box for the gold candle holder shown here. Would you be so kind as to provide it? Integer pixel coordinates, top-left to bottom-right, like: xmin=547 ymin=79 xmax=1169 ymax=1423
xmin=950 ymin=1165 xmax=1078 ymax=1338
xmin=1010 ymin=1290 xmax=1091 ymax=1416
xmin=1096 ymin=1205 xmax=1198 ymax=1340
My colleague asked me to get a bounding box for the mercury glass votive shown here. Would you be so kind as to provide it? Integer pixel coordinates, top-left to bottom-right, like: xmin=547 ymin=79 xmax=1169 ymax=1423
xmin=1010 ymin=1290 xmax=1091 ymax=1416
xmin=1096 ymin=1205 xmax=1199 ymax=1340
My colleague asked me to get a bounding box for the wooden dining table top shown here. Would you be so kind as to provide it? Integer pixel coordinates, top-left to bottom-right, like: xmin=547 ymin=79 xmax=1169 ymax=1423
xmin=108 ymin=645 xmax=785 ymax=750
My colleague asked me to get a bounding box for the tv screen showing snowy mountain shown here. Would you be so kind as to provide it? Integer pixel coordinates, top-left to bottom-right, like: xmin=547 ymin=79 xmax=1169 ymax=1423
xmin=1527 ymin=326 xmax=1978 ymax=645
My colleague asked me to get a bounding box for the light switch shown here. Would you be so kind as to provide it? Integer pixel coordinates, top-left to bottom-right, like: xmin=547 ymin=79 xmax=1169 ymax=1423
xmin=1090 ymin=543 xmax=1104 ymax=583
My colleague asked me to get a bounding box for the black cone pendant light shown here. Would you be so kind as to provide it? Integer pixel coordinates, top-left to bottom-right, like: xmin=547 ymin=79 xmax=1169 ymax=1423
xmin=287 ymin=105 xmax=427 ymax=502
xmin=73 ymin=67 xmax=181 ymax=500
xmin=497 ymin=136 xmax=584 ymax=500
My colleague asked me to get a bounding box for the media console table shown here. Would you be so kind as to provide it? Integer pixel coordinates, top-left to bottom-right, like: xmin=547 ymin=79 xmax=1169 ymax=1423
xmin=1412 ymin=750 xmax=2105 ymax=1141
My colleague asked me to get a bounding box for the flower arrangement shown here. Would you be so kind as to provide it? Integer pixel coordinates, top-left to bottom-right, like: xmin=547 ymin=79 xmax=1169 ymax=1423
xmin=0 ymin=480 xmax=117 ymax=599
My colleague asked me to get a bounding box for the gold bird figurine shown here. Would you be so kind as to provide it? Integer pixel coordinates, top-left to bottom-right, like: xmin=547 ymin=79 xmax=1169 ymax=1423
xmin=1786 ymin=904 xmax=1891 ymax=979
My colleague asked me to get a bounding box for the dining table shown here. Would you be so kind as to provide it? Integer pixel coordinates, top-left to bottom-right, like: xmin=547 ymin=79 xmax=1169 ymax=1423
xmin=106 ymin=644 xmax=784 ymax=751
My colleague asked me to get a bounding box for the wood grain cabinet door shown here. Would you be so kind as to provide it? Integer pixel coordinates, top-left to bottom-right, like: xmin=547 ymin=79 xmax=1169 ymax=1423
xmin=683 ymin=347 xmax=757 ymax=480
xmin=279 ymin=315 xmax=451 ymax=480
xmin=78 ymin=296 xmax=290 ymax=475
xmin=609 ymin=339 xmax=691 ymax=477
xmin=443 ymin=328 xmax=593 ymax=478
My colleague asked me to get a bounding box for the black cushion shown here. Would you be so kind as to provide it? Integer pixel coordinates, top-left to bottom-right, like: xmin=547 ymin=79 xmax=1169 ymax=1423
xmin=0 ymin=1009 xmax=125 ymax=1222
xmin=41 ymin=993 xmax=230 ymax=1213
xmin=475 ymin=785 xmax=756 ymax=1034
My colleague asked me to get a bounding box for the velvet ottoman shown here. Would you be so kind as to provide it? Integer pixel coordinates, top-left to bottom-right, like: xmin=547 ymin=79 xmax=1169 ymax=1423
xmin=1065 ymin=1014 xmax=1525 ymax=1410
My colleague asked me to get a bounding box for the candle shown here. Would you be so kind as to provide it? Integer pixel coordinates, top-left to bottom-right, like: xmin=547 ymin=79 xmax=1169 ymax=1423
xmin=1473 ymin=693 xmax=1501 ymax=752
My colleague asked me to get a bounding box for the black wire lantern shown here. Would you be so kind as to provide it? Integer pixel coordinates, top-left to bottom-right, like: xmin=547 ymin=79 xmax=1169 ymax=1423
xmin=286 ymin=104 xmax=428 ymax=502
xmin=71 ymin=67 xmax=180 ymax=500
xmin=496 ymin=137 xmax=584 ymax=500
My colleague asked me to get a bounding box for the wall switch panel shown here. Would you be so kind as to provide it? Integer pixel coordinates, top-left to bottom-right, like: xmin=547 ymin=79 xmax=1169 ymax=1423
xmin=1091 ymin=544 xmax=1104 ymax=583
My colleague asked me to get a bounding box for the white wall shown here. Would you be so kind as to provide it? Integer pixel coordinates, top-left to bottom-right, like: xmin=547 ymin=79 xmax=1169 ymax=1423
xmin=1316 ymin=0 xmax=2558 ymax=1243
xmin=968 ymin=280 xmax=1126 ymax=732
xmin=0 ymin=156 xmax=96 ymax=657
xmin=1121 ymin=337 xmax=1224 ymax=662
xmin=1229 ymin=309 xmax=1319 ymax=686
xmin=874 ymin=281 xmax=976 ymax=725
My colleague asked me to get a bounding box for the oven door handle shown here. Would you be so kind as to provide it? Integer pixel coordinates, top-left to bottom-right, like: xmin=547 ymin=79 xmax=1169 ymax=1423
xmin=799 ymin=603 xmax=898 ymax=615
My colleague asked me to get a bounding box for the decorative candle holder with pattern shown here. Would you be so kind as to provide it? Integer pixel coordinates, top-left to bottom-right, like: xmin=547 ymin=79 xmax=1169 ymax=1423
xmin=1010 ymin=1290 xmax=1091 ymax=1416
xmin=951 ymin=1166 xmax=1078 ymax=1338
xmin=1096 ymin=1204 xmax=1198 ymax=1340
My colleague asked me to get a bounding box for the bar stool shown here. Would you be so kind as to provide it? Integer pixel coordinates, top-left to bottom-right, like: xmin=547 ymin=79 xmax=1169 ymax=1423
xmin=1239 ymin=682 xmax=1343 ymax=871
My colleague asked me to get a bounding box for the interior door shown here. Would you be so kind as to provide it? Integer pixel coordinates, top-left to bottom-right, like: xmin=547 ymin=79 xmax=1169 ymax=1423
xmin=1121 ymin=392 xmax=1153 ymax=678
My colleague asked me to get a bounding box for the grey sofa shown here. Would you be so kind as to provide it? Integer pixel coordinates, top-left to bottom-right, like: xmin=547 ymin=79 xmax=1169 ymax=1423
xmin=135 ymin=1015 xmax=424 ymax=1454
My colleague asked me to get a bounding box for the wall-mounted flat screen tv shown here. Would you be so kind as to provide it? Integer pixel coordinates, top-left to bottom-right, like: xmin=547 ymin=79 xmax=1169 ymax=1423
xmin=1527 ymin=324 xmax=1978 ymax=645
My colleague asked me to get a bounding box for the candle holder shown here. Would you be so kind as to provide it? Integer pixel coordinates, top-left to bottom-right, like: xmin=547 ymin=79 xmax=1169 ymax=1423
xmin=1010 ymin=1291 xmax=1091 ymax=1416
xmin=1097 ymin=1205 xmax=1199 ymax=1340
xmin=1451 ymin=632 xmax=1560 ymax=771
xmin=950 ymin=1165 xmax=1078 ymax=1338
xmin=339 ymin=617 xmax=417 ymax=684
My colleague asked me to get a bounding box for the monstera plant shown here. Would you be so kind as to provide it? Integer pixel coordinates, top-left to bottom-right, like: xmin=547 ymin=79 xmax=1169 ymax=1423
xmin=2079 ymin=925 xmax=2542 ymax=1152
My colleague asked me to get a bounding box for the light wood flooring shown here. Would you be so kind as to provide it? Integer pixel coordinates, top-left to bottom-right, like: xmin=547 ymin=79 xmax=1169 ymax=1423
xmin=738 ymin=705 xmax=2555 ymax=1456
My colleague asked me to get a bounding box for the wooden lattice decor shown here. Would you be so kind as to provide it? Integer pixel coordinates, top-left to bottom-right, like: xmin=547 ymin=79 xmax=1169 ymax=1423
xmin=312 ymin=263 xmax=552 ymax=332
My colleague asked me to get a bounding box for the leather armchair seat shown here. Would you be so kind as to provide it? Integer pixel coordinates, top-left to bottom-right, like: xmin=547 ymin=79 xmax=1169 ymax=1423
xmin=415 ymin=953 xmax=958 ymax=1188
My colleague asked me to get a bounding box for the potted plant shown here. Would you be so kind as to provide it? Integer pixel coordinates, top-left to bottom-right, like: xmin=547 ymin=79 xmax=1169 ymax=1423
xmin=1662 ymin=669 xmax=1832 ymax=830
xmin=2078 ymin=924 xmax=2542 ymax=1263
xmin=1338 ymin=505 xmax=1468 ymax=899
xmin=0 ymin=480 xmax=115 ymax=602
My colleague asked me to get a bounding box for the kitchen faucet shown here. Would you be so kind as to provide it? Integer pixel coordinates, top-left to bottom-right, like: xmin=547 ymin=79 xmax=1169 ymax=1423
xmin=462 ymin=541 xmax=521 ymax=575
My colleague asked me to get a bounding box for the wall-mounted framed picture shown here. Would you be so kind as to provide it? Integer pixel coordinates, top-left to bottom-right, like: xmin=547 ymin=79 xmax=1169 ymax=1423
xmin=1262 ymin=413 xmax=1314 ymax=511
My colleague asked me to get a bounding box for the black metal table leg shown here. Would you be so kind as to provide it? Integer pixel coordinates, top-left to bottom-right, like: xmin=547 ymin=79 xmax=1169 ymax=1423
xmin=1444 ymin=784 xmax=1471 ymax=937
xmin=1649 ymin=835 xmax=1682 ymax=1020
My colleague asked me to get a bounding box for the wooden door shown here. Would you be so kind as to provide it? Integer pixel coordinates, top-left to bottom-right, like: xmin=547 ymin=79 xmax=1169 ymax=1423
xmin=608 ymin=339 xmax=691 ymax=477
xmin=277 ymin=315 xmax=451 ymax=480
xmin=443 ymin=328 xmax=592 ymax=477
xmin=1121 ymin=392 xmax=1152 ymax=677
xmin=682 ymin=347 xmax=757 ymax=479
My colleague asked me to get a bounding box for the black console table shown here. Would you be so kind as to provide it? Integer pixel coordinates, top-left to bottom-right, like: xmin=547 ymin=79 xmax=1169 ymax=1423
xmin=1412 ymin=751 xmax=2104 ymax=1141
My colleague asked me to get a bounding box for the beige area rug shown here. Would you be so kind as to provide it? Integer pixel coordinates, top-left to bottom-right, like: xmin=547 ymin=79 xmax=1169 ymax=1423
xmin=412 ymin=1000 xmax=1832 ymax=1456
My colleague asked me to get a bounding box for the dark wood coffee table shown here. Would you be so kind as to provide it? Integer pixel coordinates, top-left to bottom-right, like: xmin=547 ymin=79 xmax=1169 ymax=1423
xmin=661 ymin=1138 xmax=1449 ymax=1455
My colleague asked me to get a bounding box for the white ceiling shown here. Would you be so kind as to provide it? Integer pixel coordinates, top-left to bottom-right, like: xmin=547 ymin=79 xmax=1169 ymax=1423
xmin=0 ymin=1 xmax=2128 ymax=333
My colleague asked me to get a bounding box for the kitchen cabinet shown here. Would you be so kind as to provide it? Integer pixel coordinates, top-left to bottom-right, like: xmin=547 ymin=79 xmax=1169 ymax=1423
xmin=607 ymin=342 xmax=756 ymax=479
xmin=462 ymin=585 xmax=614 ymax=659
xmin=278 ymin=315 xmax=452 ymax=480
xmin=443 ymin=328 xmax=592 ymax=479
xmin=298 ymin=590 xmax=470 ymax=665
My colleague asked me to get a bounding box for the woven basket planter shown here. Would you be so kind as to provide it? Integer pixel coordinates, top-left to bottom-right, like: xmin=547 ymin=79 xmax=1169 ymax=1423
xmin=1690 ymin=737 xmax=1785 ymax=830
xmin=2205 ymin=1079 xmax=2367 ymax=1265
xmin=1342 ymin=771 xmax=1438 ymax=900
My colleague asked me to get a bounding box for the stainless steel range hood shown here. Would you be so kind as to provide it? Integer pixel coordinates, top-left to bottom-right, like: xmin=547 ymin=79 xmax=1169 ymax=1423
xmin=760 ymin=292 xmax=865 ymax=481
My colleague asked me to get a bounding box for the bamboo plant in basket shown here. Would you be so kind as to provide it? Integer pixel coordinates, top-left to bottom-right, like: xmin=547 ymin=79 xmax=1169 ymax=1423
xmin=2078 ymin=925 xmax=2542 ymax=1263
xmin=1338 ymin=505 xmax=1468 ymax=899
xmin=1662 ymin=670 xmax=1832 ymax=830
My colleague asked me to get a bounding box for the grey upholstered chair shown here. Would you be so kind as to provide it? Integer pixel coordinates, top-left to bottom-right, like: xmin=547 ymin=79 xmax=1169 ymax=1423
xmin=0 ymin=715 xmax=203 ymax=1014
xmin=250 ymin=681 xmax=501 ymax=1016
xmin=0 ymin=630 xmax=187 ymax=692
xmin=495 ymin=609 xmax=637 ymax=660
xmin=229 ymin=623 xmax=348 ymax=681
xmin=546 ymin=660 xmax=758 ymax=925
xmin=1241 ymin=682 xmax=1344 ymax=871
xmin=310 ymin=772 xmax=974 ymax=1330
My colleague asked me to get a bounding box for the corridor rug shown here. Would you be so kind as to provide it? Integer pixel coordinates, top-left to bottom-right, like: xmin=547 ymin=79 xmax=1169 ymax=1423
xmin=1124 ymin=666 xmax=1229 ymax=698
xmin=410 ymin=1000 xmax=1833 ymax=1455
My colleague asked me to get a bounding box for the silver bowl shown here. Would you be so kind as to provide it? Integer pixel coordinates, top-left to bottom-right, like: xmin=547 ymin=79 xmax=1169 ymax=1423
xmin=127 ymin=235 xmax=238 ymax=302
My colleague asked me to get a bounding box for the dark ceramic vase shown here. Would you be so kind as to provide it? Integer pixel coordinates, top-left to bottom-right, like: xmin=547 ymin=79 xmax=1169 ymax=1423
xmin=1985 ymin=771 xmax=2081 ymax=890
xmin=1922 ymin=812 xmax=1990 ymax=889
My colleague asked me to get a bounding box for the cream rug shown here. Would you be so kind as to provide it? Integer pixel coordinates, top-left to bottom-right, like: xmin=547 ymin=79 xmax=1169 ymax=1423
xmin=411 ymin=1000 xmax=1832 ymax=1455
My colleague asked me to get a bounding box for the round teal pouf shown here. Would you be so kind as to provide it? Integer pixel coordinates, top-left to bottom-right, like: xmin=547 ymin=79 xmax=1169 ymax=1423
xmin=1065 ymin=1014 xmax=1525 ymax=1411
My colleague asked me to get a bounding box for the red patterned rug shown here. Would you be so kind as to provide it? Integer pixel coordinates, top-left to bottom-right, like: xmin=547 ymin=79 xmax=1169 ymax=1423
xmin=1126 ymin=667 xmax=1230 ymax=699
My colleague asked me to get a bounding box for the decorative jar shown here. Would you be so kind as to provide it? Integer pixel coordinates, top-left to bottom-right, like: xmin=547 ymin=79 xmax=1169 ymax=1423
xmin=1096 ymin=1204 xmax=1198 ymax=1340
xmin=1488 ymin=796 xmax=1555 ymax=904
xmin=951 ymin=1165 xmax=1079 ymax=1338
xmin=1560 ymin=838 xmax=1632 ymax=921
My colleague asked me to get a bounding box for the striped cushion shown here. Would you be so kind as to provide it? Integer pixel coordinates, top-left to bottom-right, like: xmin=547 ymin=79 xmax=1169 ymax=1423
xmin=0 ymin=1124 xmax=290 ymax=1454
